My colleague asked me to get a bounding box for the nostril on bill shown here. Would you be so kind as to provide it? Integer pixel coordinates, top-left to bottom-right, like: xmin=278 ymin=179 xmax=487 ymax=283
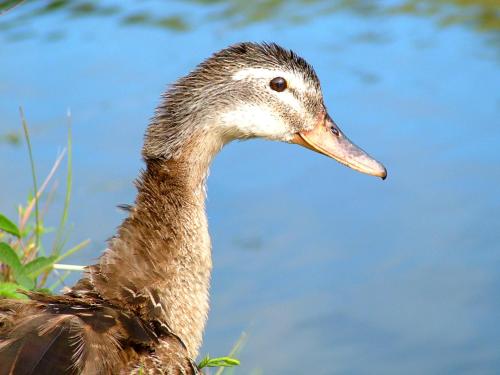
xmin=330 ymin=125 xmax=339 ymax=136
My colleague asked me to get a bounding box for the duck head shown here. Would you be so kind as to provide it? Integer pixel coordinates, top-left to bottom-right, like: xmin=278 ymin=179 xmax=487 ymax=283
xmin=145 ymin=42 xmax=386 ymax=179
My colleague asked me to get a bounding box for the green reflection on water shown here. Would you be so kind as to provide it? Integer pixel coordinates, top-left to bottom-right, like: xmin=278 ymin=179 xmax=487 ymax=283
xmin=391 ymin=0 xmax=500 ymax=31
xmin=0 ymin=0 xmax=499 ymax=44
xmin=121 ymin=11 xmax=189 ymax=31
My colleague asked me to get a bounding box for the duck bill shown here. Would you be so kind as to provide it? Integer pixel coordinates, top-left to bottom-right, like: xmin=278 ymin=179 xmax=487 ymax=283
xmin=292 ymin=114 xmax=387 ymax=179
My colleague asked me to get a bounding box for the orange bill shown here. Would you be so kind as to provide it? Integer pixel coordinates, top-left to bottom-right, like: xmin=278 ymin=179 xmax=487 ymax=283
xmin=292 ymin=113 xmax=387 ymax=179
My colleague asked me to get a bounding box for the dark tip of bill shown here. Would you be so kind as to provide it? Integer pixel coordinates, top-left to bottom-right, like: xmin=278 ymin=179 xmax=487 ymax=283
xmin=381 ymin=168 xmax=388 ymax=180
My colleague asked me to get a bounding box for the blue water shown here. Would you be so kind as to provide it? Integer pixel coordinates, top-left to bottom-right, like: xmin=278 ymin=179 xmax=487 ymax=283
xmin=1 ymin=1 xmax=499 ymax=374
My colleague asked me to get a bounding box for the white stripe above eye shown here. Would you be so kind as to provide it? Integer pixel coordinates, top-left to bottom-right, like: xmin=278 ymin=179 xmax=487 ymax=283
xmin=232 ymin=67 xmax=314 ymax=93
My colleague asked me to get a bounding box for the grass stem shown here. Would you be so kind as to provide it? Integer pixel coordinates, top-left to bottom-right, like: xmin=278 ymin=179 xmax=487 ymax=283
xmin=53 ymin=109 xmax=73 ymax=254
xmin=19 ymin=107 xmax=40 ymax=249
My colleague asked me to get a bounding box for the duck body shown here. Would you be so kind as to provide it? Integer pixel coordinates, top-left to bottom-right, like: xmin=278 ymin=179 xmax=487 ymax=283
xmin=0 ymin=43 xmax=386 ymax=374
xmin=1 ymin=158 xmax=205 ymax=374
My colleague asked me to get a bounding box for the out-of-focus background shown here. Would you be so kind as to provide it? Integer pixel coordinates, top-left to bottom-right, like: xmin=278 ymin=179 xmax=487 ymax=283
xmin=0 ymin=1 xmax=499 ymax=373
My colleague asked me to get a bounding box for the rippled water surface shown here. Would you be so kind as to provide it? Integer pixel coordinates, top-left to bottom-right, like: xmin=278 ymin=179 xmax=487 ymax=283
xmin=1 ymin=1 xmax=499 ymax=374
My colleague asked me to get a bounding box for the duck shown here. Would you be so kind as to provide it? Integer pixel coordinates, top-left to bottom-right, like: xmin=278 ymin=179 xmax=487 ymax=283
xmin=0 ymin=42 xmax=386 ymax=374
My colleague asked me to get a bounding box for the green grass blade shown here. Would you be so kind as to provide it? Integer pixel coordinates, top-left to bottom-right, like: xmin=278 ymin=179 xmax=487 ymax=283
xmin=54 ymin=239 xmax=90 ymax=263
xmin=0 ymin=282 xmax=28 ymax=299
xmin=227 ymin=332 xmax=247 ymax=357
xmin=20 ymin=107 xmax=40 ymax=250
xmin=199 ymin=355 xmax=240 ymax=369
xmin=53 ymin=109 xmax=73 ymax=255
xmin=198 ymin=355 xmax=210 ymax=369
xmin=0 ymin=242 xmax=22 ymax=270
xmin=215 ymin=332 xmax=247 ymax=375
xmin=0 ymin=213 xmax=21 ymax=237
xmin=0 ymin=242 xmax=34 ymax=289
xmin=12 ymin=271 xmax=34 ymax=289
xmin=19 ymin=150 xmax=66 ymax=230
xmin=24 ymin=255 xmax=57 ymax=277
xmin=204 ymin=357 xmax=240 ymax=367
xmin=48 ymin=270 xmax=70 ymax=292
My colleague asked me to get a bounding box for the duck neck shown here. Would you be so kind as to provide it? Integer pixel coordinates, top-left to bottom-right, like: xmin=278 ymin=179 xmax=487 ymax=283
xmin=78 ymin=130 xmax=224 ymax=358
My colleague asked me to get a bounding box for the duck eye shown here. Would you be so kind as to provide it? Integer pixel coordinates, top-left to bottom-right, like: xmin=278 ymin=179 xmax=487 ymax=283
xmin=269 ymin=77 xmax=287 ymax=92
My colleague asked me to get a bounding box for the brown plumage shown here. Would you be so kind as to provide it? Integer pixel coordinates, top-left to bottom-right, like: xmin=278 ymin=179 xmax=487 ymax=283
xmin=0 ymin=42 xmax=386 ymax=374
xmin=0 ymin=291 xmax=197 ymax=374
xmin=1 ymin=157 xmax=206 ymax=374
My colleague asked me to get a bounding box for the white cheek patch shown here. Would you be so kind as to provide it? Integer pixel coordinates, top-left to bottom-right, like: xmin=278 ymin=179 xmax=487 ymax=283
xmin=219 ymin=103 xmax=292 ymax=141
xmin=276 ymin=88 xmax=303 ymax=112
